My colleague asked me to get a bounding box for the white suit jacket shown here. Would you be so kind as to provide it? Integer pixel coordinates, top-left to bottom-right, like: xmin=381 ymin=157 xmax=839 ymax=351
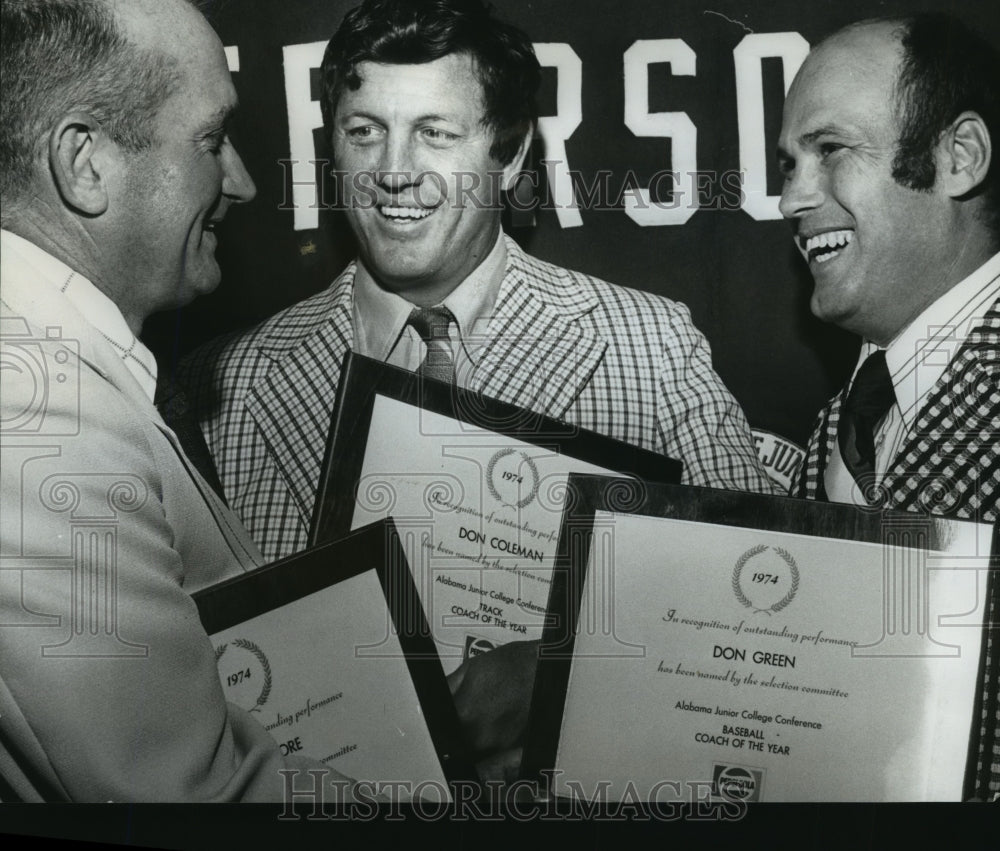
xmin=0 ymin=248 xmax=317 ymax=801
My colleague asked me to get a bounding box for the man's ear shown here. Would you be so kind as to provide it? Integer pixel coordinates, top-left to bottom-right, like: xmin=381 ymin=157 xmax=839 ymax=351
xmin=937 ymin=110 xmax=992 ymax=198
xmin=500 ymin=123 xmax=535 ymax=191
xmin=48 ymin=112 xmax=112 ymax=215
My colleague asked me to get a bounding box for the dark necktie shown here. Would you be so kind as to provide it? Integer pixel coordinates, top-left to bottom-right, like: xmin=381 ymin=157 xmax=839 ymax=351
xmin=837 ymin=349 xmax=895 ymax=500
xmin=155 ymin=378 xmax=228 ymax=504
xmin=407 ymin=306 xmax=456 ymax=384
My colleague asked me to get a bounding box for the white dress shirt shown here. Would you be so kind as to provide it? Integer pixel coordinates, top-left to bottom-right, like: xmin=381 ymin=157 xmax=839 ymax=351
xmin=1 ymin=229 xmax=159 ymax=402
xmin=825 ymin=251 xmax=1000 ymax=505
xmin=351 ymin=231 xmax=507 ymax=387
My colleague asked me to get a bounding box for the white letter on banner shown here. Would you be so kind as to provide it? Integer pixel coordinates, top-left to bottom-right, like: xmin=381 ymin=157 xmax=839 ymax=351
xmin=224 ymin=45 xmax=240 ymax=72
xmin=283 ymin=41 xmax=327 ymax=231
xmin=734 ymin=32 xmax=810 ymax=221
xmin=533 ymin=43 xmax=583 ymax=229
xmin=623 ymin=39 xmax=697 ymax=226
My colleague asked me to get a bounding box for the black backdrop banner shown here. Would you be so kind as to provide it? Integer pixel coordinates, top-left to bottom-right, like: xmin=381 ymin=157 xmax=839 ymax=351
xmin=147 ymin=0 xmax=1000 ymax=449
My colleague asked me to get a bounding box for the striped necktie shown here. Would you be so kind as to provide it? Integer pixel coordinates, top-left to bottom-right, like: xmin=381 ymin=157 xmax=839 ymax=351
xmin=407 ymin=306 xmax=456 ymax=384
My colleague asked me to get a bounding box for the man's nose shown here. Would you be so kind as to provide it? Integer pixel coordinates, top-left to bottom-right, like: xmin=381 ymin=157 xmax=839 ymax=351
xmin=778 ymin=159 xmax=824 ymax=220
xmin=376 ymin=135 xmax=418 ymax=193
xmin=222 ymin=141 xmax=257 ymax=203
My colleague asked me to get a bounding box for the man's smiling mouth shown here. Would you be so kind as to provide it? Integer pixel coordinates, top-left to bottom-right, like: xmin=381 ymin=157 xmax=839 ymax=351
xmin=379 ymin=204 xmax=435 ymax=221
xmin=802 ymin=229 xmax=854 ymax=264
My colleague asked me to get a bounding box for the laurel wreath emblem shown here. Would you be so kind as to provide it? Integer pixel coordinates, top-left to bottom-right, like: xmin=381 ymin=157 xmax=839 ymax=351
xmin=215 ymin=638 xmax=272 ymax=712
xmin=486 ymin=448 xmax=540 ymax=509
xmin=732 ymin=545 xmax=800 ymax=615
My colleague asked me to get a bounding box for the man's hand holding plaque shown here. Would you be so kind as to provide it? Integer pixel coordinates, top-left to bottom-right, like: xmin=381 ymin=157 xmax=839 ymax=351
xmin=448 ymin=639 xmax=540 ymax=783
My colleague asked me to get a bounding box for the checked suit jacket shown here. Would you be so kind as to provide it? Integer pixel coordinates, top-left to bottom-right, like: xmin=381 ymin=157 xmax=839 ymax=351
xmin=791 ymin=298 xmax=1000 ymax=522
xmin=182 ymin=236 xmax=775 ymax=562
xmin=792 ymin=298 xmax=1000 ymax=798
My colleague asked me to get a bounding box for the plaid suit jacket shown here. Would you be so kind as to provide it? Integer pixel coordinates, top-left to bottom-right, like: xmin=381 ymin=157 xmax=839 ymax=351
xmin=792 ymin=298 xmax=1000 ymax=798
xmin=182 ymin=236 xmax=774 ymax=561
xmin=792 ymin=298 xmax=1000 ymax=521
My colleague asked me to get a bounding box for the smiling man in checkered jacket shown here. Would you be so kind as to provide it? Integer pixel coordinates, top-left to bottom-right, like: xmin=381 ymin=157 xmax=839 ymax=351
xmin=778 ymin=15 xmax=999 ymax=799
xmin=780 ymin=15 xmax=999 ymax=525
xmin=181 ymin=0 xmax=775 ymax=564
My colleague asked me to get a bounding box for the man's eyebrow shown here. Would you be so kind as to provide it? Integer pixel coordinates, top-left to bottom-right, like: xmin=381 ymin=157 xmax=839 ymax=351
xmin=337 ymin=108 xmax=380 ymax=122
xmin=775 ymin=125 xmax=850 ymax=160
xmin=799 ymin=125 xmax=845 ymax=145
xmin=413 ymin=112 xmax=462 ymax=124
xmin=336 ymin=111 xmax=463 ymax=125
xmin=198 ymin=104 xmax=237 ymax=136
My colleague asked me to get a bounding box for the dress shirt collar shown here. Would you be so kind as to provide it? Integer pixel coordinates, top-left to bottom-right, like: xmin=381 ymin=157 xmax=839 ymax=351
xmin=1 ymin=229 xmax=159 ymax=402
xmin=872 ymin=251 xmax=1000 ymax=429
xmin=352 ymin=230 xmax=507 ymax=363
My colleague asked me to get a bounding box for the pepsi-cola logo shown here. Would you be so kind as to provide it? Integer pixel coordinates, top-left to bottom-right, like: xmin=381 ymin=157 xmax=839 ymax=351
xmin=713 ymin=764 xmax=763 ymax=802
xmin=464 ymin=635 xmax=496 ymax=659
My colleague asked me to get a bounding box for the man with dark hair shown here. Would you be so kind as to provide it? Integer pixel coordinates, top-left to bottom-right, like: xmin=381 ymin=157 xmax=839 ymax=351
xmin=890 ymin=15 xmax=1000 ymax=234
xmin=184 ymin=0 xmax=775 ymax=564
xmin=319 ymin=0 xmax=539 ymax=168
xmin=779 ymin=14 xmax=999 ymax=797
xmin=0 ymin=0 xmax=352 ymax=801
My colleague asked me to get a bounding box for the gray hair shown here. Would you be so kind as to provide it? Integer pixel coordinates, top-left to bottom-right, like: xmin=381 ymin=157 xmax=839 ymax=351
xmin=0 ymin=0 xmax=181 ymax=214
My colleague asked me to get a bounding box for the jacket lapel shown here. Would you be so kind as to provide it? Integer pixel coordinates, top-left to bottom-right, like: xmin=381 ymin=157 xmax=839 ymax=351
xmin=245 ymin=269 xmax=355 ymax=523
xmin=1 ymin=254 xmax=159 ymax=424
xmin=155 ymin=417 xmax=265 ymax=570
xmin=472 ymin=238 xmax=607 ymax=419
xmin=1 ymin=260 xmax=264 ymax=570
xmin=1 ymin=254 xmax=132 ymax=405
xmin=815 ymin=391 xmax=843 ymax=500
